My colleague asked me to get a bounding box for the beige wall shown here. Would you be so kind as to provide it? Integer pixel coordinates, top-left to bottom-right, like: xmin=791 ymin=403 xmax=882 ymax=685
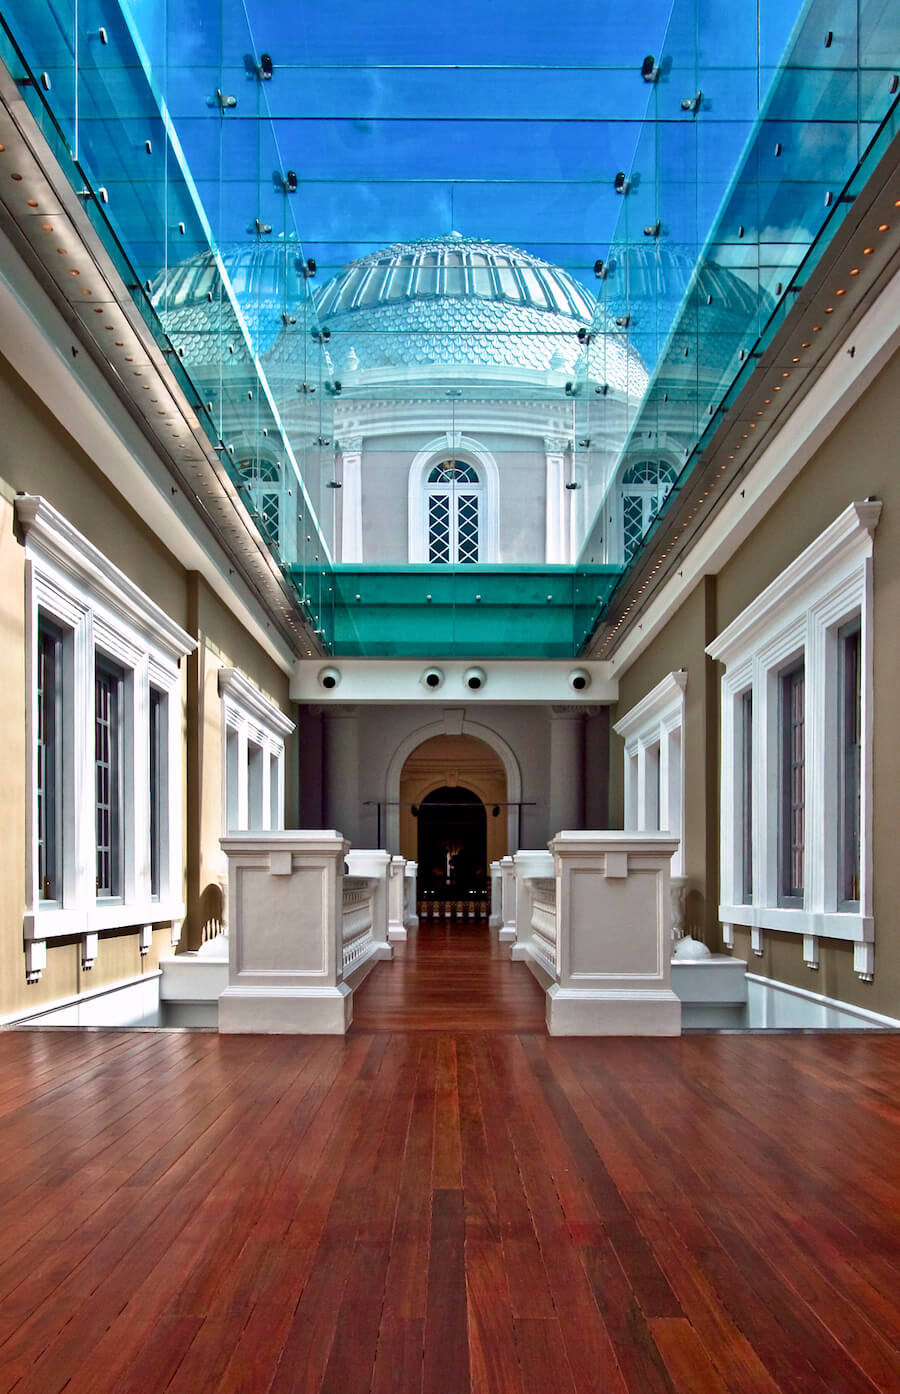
xmin=0 ymin=349 xmax=296 ymax=1011
xmin=611 ymin=346 xmax=900 ymax=1016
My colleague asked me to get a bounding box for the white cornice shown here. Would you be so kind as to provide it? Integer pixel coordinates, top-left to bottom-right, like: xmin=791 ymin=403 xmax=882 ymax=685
xmin=218 ymin=667 xmax=296 ymax=736
xmin=706 ymin=501 xmax=881 ymax=666
xmin=16 ymin=493 xmax=196 ymax=662
xmin=613 ymin=669 xmax=687 ymax=739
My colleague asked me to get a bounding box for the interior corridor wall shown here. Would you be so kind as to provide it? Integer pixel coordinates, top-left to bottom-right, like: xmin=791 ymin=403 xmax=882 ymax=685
xmin=610 ymin=345 xmax=900 ymax=1018
xmin=0 ymin=348 xmax=297 ymax=1008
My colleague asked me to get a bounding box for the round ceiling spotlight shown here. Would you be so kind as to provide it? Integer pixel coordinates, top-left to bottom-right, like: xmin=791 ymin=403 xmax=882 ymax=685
xmin=318 ymin=666 xmax=341 ymax=690
xmin=421 ymin=667 xmax=444 ymax=690
xmin=569 ymin=668 xmax=592 ymax=692
xmin=464 ymin=666 xmax=487 ymax=691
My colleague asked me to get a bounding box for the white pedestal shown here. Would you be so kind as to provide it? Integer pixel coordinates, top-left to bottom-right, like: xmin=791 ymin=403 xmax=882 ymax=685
xmin=219 ymin=830 xmax=351 ymax=1034
xmin=548 ymin=831 xmax=682 ymax=1036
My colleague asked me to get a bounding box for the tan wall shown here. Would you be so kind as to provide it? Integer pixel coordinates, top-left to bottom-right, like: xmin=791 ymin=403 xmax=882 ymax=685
xmin=0 ymin=350 xmax=296 ymax=1010
xmin=611 ymin=346 xmax=900 ymax=1016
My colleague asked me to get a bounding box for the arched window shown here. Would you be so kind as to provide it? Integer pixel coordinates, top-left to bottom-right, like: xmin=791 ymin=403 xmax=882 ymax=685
xmin=240 ymin=459 xmax=281 ymax=548
xmin=619 ymin=460 xmax=678 ymax=564
xmin=426 ymin=460 xmax=482 ymax=563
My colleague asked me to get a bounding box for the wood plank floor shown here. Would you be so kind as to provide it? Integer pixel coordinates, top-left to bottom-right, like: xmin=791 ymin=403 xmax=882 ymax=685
xmin=352 ymin=919 xmax=546 ymax=1032
xmin=2 ymin=930 xmax=900 ymax=1392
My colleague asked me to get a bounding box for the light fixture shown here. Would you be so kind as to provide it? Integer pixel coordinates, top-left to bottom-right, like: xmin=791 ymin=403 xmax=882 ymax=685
xmin=569 ymin=668 xmax=591 ymax=692
xmin=464 ymin=667 xmax=486 ymax=691
xmin=421 ymin=667 xmax=444 ymax=690
xmin=318 ymin=666 xmax=340 ymax=690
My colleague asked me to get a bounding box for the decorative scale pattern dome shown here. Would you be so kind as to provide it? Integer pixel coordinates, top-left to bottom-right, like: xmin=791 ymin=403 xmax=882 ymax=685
xmin=302 ymin=234 xmax=648 ymax=392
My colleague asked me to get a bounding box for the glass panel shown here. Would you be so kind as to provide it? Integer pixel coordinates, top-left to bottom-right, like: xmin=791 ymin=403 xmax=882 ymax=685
xmin=149 ymin=687 xmax=163 ymax=900
xmin=839 ymin=623 xmax=861 ymax=904
xmin=780 ymin=663 xmax=805 ymax=902
xmin=1 ymin=0 xmax=894 ymax=656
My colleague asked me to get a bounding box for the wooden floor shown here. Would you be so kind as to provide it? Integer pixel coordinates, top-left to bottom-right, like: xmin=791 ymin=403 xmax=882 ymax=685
xmin=352 ymin=919 xmax=547 ymax=1032
xmin=3 ymin=929 xmax=900 ymax=1393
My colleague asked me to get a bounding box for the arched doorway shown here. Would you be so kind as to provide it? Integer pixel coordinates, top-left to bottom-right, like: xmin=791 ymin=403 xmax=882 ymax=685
xmin=416 ymin=786 xmax=487 ymax=897
xmin=398 ymin=733 xmax=507 ymax=917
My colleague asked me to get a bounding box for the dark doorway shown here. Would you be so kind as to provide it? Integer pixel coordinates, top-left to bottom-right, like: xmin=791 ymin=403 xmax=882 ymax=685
xmin=416 ymin=786 xmax=487 ymax=897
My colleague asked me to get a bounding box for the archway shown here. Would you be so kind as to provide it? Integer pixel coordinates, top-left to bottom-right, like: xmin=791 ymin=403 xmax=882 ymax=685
xmin=386 ymin=719 xmax=520 ymax=855
xmin=416 ymin=786 xmax=487 ymax=897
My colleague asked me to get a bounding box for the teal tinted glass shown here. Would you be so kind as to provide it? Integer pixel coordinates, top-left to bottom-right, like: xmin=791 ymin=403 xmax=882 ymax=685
xmin=1 ymin=0 xmax=896 ymax=655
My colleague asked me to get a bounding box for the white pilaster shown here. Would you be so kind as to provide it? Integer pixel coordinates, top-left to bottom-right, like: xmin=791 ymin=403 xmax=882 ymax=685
xmin=544 ymin=437 xmax=570 ymax=564
xmin=499 ymin=856 xmax=517 ymax=943
xmin=340 ymin=438 xmax=363 ymax=563
xmin=489 ymin=861 xmax=502 ymax=930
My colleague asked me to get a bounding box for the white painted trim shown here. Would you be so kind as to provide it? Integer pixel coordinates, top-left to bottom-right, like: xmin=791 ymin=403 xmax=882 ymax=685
xmin=606 ymin=264 xmax=900 ymax=678
xmin=706 ymin=502 xmax=881 ymax=664
xmin=20 ymin=500 xmax=192 ymax=979
xmin=744 ymin=973 xmax=900 ymax=1030
xmin=407 ymin=436 xmax=500 ymax=562
xmin=614 ymin=671 xmax=686 ymax=876
xmin=218 ymin=669 xmax=293 ymax=833
xmin=217 ymin=669 xmax=295 ymax=738
xmin=384 ymin=712 xmax=523 ymax=854
xmin=0 ymin=970 xmax=162 ymax=1027
xmin=613 ymin=669 xmax=687 ymax=740
xmin=16 ymin=496 xmax=196 ymax=664
xmin=712 ymin=503 xmax=878 ymax=977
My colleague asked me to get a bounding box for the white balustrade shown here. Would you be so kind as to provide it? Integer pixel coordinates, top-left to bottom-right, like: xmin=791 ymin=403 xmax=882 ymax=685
xmin=499 ymin=856 xmax=517 ymax=943
xmin=345 ymin=848 xmax=394 ymax=982
xmin=528 ymin=878 xmax=558 ymax=977
xmin=489 ymin=861 xmax=502 ymax=929
xmin=388 ymin=855 xmax=408 ymax=941
xmin=404 ymin=860 xmax=419 ymax=930
xmin=342 ymin=876 xmax=377 ymax=973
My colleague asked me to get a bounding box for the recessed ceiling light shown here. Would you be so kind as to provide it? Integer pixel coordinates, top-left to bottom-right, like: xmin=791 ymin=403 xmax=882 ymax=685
xmin=825 ymin=307 xmax=834 ymax=313
xmin=41 ymin=222 xmax=52 ymax=232
xmin=812 ymin=325 xmax=822 ymax=331
xmin=26 ymin=198 xmax=38 ymax=208
xmin=850 ymin=267 xmax=859 ymax=275
xmin=836 ymin=287 xmax=846 ymax=295
xmin=10 ymin=172 xmax=23 ymax=182
xmin=863 ymin=247 xmax=873 ymax=255
xmin=878 ymin=223 xmax=889 ymax=231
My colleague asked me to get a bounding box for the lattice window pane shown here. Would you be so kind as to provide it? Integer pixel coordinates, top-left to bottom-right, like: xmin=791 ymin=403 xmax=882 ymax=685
xmin=428 ymin=460 xmax=479 ymax=485
xmin=622 ymin=494 xmax=644 ymax=564
xmin=260 ymin=491 xmax=280 ymax=546
xmin=428 ymin=494 xmax=451 ymax=562
xmin=457 ymin=494 xmax=479 ymax=563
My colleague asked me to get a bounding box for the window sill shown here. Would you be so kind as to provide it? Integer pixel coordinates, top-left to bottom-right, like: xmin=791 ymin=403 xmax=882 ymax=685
xmin=719 ymin=903 xmax=873 ymax=944
xmin=24 ymin=900 xmax=186 ymax=941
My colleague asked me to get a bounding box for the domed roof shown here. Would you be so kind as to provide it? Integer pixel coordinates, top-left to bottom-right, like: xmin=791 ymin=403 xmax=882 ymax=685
xmin=150 ymin=241 xmax=309 ymax=356
xmin=297 ymin=234 xmax=648 ymax=392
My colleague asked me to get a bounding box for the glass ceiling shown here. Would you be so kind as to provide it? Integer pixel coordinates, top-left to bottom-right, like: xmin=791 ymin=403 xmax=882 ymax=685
xmin=1 ymin=0 xmax=897 ymax=655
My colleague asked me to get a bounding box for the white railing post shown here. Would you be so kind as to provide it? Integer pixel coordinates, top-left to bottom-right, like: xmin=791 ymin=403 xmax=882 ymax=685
xmin=499 ymin=856 xmax=517 ymax=943
xmin=510 ymin=850 xmax=555 ymax=968
xmin=218 ymin=830 xmax=351 ymax=1034
xmin=404 ymin=861 xmax=419 ymax=930
xmin=489 ymin=861 xmax=502 ymax=929
xmin=387 ymin=855 xmax=407 ymax=941
xmin=346 ymin=849 xmax=392 ymax=950
xmin=547 ymin=831 xmax=681 ymax=1036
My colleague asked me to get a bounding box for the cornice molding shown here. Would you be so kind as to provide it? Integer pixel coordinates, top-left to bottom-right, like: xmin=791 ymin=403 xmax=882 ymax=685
xmin=16 ymin=493 xmax=196 ymax=663
xmin=218 ymin=666 xmax=296 ymax=736
xmin=613 ymin=669 xmax=687 ymax=739
xmin=706 ymin=500 xmax=881 ymax=667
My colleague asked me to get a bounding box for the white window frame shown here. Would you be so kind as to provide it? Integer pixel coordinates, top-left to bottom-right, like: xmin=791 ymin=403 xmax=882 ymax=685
xmin=407 ymin=435 xmax=500 ymax=562
xmin=17 ymin=495 xmax=195 ymax=983
xmin=218 ymin=668 xmax=294 ymax=832
xmin=613 ymin=670 xmax=687 ymax=877
xmin=707 ymin=500 xmax=880 ymax=980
